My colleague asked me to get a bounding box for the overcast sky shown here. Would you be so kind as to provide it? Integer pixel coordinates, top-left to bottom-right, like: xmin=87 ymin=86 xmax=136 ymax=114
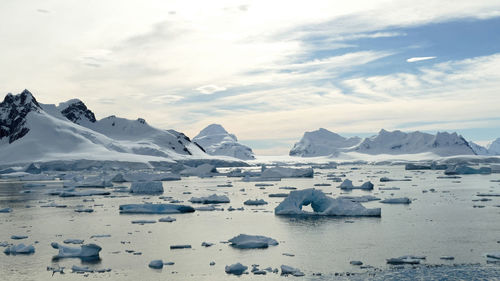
xmin=1 ymin=0 xmax=500 ymax=154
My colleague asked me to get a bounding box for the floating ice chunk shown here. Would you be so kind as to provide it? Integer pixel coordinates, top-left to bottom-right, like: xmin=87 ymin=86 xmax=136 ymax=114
xmin=64 ymin=239 xmax=84 ymax=244
xmin=131 ymin=220 xmax=156 ymax=225
xmin=0 ymin=207 xmax=12 ymax=213
xmin=380 ymin=177 xmax=411 ymax=182
xmin=71 ymin=265 xmax=94 ymax=273
xmin=275 ymin=189 xmax=381 ymax=217
xmin=40 ymin=202 xmax=67 ymax=208
xmin=268 ymin=193 xmax=289 ymax=198
xmin=74 ymin=208 xmax=94 ymax=213
xmin=189 ymin=194 xmax=230 ymax=204
xmin=350 ymin=261 xmax=363 ymax=265
xmin=4 ymin=243 xmax=35 ymax=255
xmin=225 ymin=263 xmax=248 ymax=275
xmin=11 ymin=235 xmax=28 ymax=240
xmin=339 ymin=179 xmax=374 ymax=190
xmin=279 ymin=186 xmax=297 ymax=190
xmin=180 ymin=164 xmax=217 ymax=177
xmin=158 ymin=216 xmax=176 ymax=222
xmin=130 ymin=181 xmax=164 ymax=195
xmin=195 ymin=205 xmax=223 ymax=211
xmin=244 ymin=199 xmax=268 ymax=206
xmin=261 ymin=166 xmax=313 ymax=178
xmin=281 ymin=265 xmax=304 ymax=276
xmin=477 ymin=193 xmax=500 ymax=197
xmin=228 ymin=234 xmax=278 ymax=249
xmin=386 ymin=255 xmax=425 ymax=265
xmin=112 ymin=172 xmax=180 ymax=182
xmin=23 ymin=183 xmax=46 ymax=188
xmin=170 ymin=244 xmax=191 ymax=249
xmin=338 ymin=195 xmax=380 ymax=202
xmin=379 ymin=187 xmax=400 ymax=191
xmin=486 ymin=252 xmax=500 ymax=259
xmin=445 ymin=165 xmax=491 ymax=175
xmin=89 ymin=234 xmax=111 ymax=239
xmin=202 ymin=242 xmax=214 ymax=247
xmin=149 ymin=260 xmax=163 ymax=269
xmin=379 ymin=197 xmax=411 ymax=204
xmin=440 ymin=256 xmax=455 ymax=260
xmin=255 ymin=183 xmax=274 ymax=187
xmin=119 ymin=204 xmax=195 ymax=214
xmin=51 ymin=242 xmax=101 ymax=258
xmin=59 ymin=190 xmax=110 ymax=197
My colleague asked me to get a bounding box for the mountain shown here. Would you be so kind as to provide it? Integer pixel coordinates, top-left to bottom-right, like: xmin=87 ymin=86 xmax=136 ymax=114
xmin=290 ymin=128 xmax=476 ymax=157
xmin=469 ymin=141 xmax=490 ymax=156
xmin=469 ymin=138 xmax=500 ymax=156
xmin=0 ymin=90 xmax=214 ymax=165
xmin=488 ymin=138 xmax=500 ymax=155
xmin=289 ymin=128 xmax=361 ymax=157
xmin=192 ymin=124 xmax=255 ymax=160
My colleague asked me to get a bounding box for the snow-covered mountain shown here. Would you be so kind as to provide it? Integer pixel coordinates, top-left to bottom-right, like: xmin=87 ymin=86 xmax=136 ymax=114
xmin=289 ymin=128 xmax=361 ymax=157
xmin=0 ymin=90 xmax=215 ymax=164
xmin=469 ymin=138 xmax=500 ymax=156
xmin=193 ymin=124 xmax=255 ymax=160
xmin=290 ymin=128 xmax=476 ymax=157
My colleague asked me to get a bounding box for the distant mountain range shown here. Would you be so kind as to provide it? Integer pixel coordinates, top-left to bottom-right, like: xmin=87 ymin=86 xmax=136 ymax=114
xmin=1 ymin=90 xmax=499 ymax=165
xmin=290 ymin=128 xmax=500 ymax=157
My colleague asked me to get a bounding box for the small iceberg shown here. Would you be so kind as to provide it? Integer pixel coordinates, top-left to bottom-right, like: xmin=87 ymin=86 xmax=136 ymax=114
xmin=379 ymin=197 xmax=411 ymax=204
xmin=228 ymin=234 xmax=278 ymax=249
xmin=338 ymin=179 xmax=374 ymax=190
xmin=244 ymin=199 xmax=268 ymax=206
xmin=10 ymin=235 xmax=28 ymax=240
xmin=158 ymin=216 xmax=176 ymax=222
xmin=386 ymin=255 xmax=425 ymax=265
xmin=130 ymin=181 xmax=164 ymax=195
xmin=281 ymin=265 xmax=304 ymax=276
xmin=4 ymin=243 xmax=35 ymax=255
xmin=149 ymin=259 xmax=163 ymax=269
xmin=64 ymin=239 xmax=84 ymax=244
xmin=0 ymin=207 xmax=12 ymax=213
xmin=51 ymin=242 xmax=101 ymax=259
xmin=275 ymin=189 xmax=381 ymax=217
xmin=119 ymin=204 xmax=195 ymax=214
xmin=131 ymin=220 xmax=156 ymax=225
xmin=225 ymin=263 xmax=248 ymax=275
xmin=189 ymin=194 xmax=230 ymax=204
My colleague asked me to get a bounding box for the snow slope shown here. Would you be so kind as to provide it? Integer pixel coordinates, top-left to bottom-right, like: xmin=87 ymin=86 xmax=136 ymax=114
xmin=193 ymin=124 xmax=255 ymax=160
xmin=0 ymin=90 xmax=228 ymax=165
xmin=290 ymin=128 xmax=476 ymax=157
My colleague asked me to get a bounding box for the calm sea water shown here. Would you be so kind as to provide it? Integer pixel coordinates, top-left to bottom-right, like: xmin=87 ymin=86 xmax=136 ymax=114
xmin=1 ymin=165 xmax=499 ymax=280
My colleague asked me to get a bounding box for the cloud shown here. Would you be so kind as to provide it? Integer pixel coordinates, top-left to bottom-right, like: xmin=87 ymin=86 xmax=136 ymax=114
xmin=196 ymin=84 xmax=227 ymax=95
xmin=407 ymin=56 xmax=436 ymax=62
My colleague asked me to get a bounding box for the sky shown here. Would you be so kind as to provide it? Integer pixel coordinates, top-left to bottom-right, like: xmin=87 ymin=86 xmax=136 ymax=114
xmin=1 ymin=0 xmax=500 ymax=155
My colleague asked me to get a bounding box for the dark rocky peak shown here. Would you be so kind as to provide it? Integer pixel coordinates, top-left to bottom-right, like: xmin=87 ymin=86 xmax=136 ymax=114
xmin=0 ymin=89 xmax=42 ymax=143
xmin=58 ymin=99 xmax=96 ymax=124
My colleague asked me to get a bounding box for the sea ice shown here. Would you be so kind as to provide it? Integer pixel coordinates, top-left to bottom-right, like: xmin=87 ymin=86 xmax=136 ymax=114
xmin=228 ymin=234 xmax=278 ymax=249
xmin=379 ymin=197 xmax=412 ymax=204
xmin=244 ymin=199 xmax=268 ymax=206
xmin=148 ymin=260 xmax=163 ymax=269
xmin=51 ymin=242 xmax=101 ymax=258
xmin=275 ymin=189 xmax=381 ymax=217
xmin=158 ymin=216 xmax=176 ymax=222
xmin=445 ymin=165 xmax=491 ymax=175
xmin=225 ymin=263 xmax=248 ymax=275
xmin=180 ymin=164 xmax=217 ymax=177
xmin=10 ymin=235 xmax=28 ymax=240
xmin=130 ymin=181 xmax=164 ymax=194
xmin=4 ymin=243 xmax=35 ymax=255
xmin=338 ymin=179 xmax=374 ymax=190
xmin=119 ymin=203 xmax=195 ymax=214
xmin=64 ymin=239 xmax=84 ymax=244
xmin=281 ymin=265 xmax=304 ymax=276
xmin=189 ymin=194 xmax=230 ymax=204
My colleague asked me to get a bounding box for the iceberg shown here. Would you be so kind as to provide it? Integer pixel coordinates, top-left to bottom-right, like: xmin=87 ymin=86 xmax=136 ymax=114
xmin=445 ymin=165 xmax=492 ymax=175
xmin=148 ymin=260 xmax=164 ymax=269
xmin=51 ymin=242 xmax=101 ymax=258
xmin=243 ymin=199 xmax=268 ymax=206
xmin=119 ymin=203 xmax=195 ymax=214
xmin=158 ymin=216 xmax=176 ymax=222
xmin=4 ymin=243 xmax=35 ymax=255
xmin=261 ymin=166 xmax=313 ymax=178
xmin=130 ymin=181 xmax=164 ymax=194
xmin=379 ymin=197 xmax=411 ymax=204
xmin=228 ymin=234 xmax=278 ymax=249
xmin=59 ymin=189 xmax=110 ymax=197
xmin=275 ymin=189 xmax=381 ymax=217
xmin=225 ymin=263 xmax=248 ymax=275
xmin=281 ymin=265 xmax=304 ymax=276
xmin=180 ymin=164 xmax=217 ymax=177
xmin=338 ymin=179 xmax=374 ymax=190
xmin=189 ymin=194 xmax=230 ymax=204
xmin=0 ymin=207 xmax=12 ymax=213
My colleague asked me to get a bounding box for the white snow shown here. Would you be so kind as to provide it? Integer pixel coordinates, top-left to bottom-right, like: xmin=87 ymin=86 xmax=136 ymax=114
xmin=275 ymin=188 xmax=381 ymax=216
xmin=51 ymin=242 xmax=101 ymax=258
xmin=228 ymin=234 xmax=278 ymax=249
xmin=130 ymin=181 xmax=164 ymax=194
xmin=119 ymin=203 xmax=195 ymax=214
xmin=193 ymin=124 xmax=255 ymax=160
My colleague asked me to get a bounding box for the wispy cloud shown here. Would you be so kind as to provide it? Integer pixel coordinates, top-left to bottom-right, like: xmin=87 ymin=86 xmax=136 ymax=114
xmin=407 ymin=56 xmax=436 ymax=62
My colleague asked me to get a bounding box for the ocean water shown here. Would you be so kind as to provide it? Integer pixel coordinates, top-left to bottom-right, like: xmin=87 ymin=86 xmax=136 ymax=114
xmin=1 ymin=165 xmax=499 ymax=280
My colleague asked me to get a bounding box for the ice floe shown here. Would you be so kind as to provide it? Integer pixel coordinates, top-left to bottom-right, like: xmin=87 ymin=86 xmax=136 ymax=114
xmin=119 ymin=203 xmax=195 ymax=214
xmin=4 ymin=243 xmax=35 ymax=255
xmin=130 ymin=181 xmax=164 ymax=194
xmin=225 ymin=263 xmax=248 ymax=275
xmin=244 ymin=199 xmax=268 ymax=206
xmin=228 ymin=234 xmax=278 ymax=249
xmin=379 ymin=197 xmax=412 ymax=204
xmin=275 ymin=188 xmax=381 ymax=216
xmin=189 ymin=194 xmax=230 ymax=204
xmin=51 ymin=242 xmax=101 ymax=258
xmin=338 ymin=179 xmax=374 ymax=190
